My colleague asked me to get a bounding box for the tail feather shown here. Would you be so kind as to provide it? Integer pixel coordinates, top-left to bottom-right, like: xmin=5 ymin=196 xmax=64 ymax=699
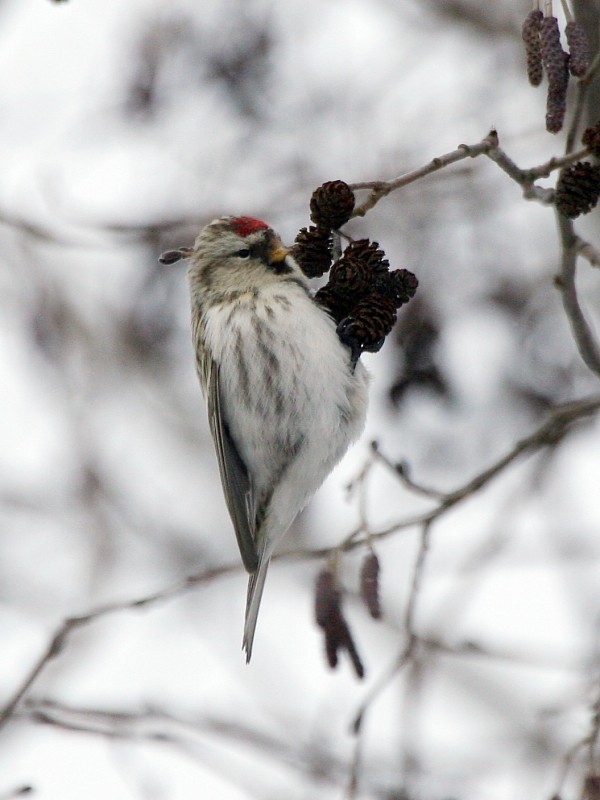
xmin=243 ymin=553 xmax=271 ymax=662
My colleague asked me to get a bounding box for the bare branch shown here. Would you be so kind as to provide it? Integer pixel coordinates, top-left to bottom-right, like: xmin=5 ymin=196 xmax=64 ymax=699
xmin=370 ymin=442 xmax=446 ymax=500
xmin=0 ymin=789 xmax=33 ymax=800
xmin=2 ymin=397 xmax=598 ymax=729
xmin=349 ymin=131 xmax=499 ymax=217
xmin=0 ymin=563 xmax=240 ymax=729
xmin=20 ymin=698 xmax=356 ymax=794
xmin=555 ymin=214 xmax=600 ymax=379
xmin=348 ymin=129 xmax=593 ymax=219
xmin=334 ymin=394 xmax=600 ymax=552
xmin=576 ymin=236 xmax=600 ymax=268
xmin=566 ymin=50 xmax=600 ymax=153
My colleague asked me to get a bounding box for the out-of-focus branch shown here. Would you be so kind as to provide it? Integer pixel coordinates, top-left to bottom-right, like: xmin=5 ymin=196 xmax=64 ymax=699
xmin=554 ymin=672 xmax=600 ymax=797
xmin=350 ymin=520 xmax=433 ymax=737
xmin=0 ymin=562 xmax=239 ymax=730
xmin=345 ymin=395 xmax=600 ymax=795
xmin=0 ymin=211 xmax=199 ymax=247
xmin=1 ymin=397 xmax=598 ymax=728
xmin=565 ymin=50 xmax=600 ymax=153
xmin=576 ymin=237 xmax=600 ymax=268
xmin=20 ymin=697 xmax=354 ymax=794
xmin=333 ymin=394 xmax=600 ymax=554
xmin=555 ymin=214 xmax=600 ymax=379
xmin=0 ymin=788 xmax=33 ymax=800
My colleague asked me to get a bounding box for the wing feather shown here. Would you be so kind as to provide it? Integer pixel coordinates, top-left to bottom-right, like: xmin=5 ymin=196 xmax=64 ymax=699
xmin=206 ymin=359 xmax=259 ymax=573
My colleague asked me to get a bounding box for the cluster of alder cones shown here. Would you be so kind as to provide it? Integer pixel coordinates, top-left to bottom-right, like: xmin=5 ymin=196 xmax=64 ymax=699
xmin=555 ymin=121 xmax=600 ymax=218
xmin=292 ymin=180 xmax=418 ymax=368
xmin=315 ymin=553 xmax=381 ymax=679
xmin=521 ymin=7 xmax=590 ymax=133
xmin=291 ymin=181 xmax=417 ymax=674
xmin=521 ymin=6 xmax=600 ymax=219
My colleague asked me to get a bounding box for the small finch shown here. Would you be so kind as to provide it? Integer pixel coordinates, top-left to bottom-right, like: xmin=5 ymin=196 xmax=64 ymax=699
xmin=161 ymin=216 xmax=369 ymax=661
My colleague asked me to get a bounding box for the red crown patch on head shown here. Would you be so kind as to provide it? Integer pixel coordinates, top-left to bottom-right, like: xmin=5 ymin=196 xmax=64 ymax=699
xmin=230 ymin=216 xmax=270 ymax=237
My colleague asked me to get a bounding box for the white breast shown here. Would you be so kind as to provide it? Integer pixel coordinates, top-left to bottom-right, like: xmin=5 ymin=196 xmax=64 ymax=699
xmin=202 ymin=282 xmax=369 ymax=507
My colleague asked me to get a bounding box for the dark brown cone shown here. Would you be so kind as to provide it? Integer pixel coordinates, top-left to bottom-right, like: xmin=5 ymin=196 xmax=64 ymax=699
xmin=360 ymin=553 xmax=381 ymax=619
xmin=522 ymin=9 xmax=543 ymax=86
xmin=565 ymin=20 xmax=590 ymax=77
xmin=328 ymin=254 xmax=373 ymax=298
xmin=315 ymin=568 xmax=340 ymax=629
xmin=541 ymin=16 xmax=569 ymax=89
xmin=292 ymin=226 xmax=332 ymax=278
xmin=555 ymin=162 xmax=600 ymax=218
xmin=545 ymin=53 xmax=569 ymax=133
xmin=582 ymin=120 xmax=600 ymax=158
xmin=375 ymin=268 xmax=419 ymax=308
xmin=309 ymin=180 xmax=355 ymax=230
xmin=317 ymin=238 xmax=418 ymax=361
xmin=339 ymin=294 xmax=398 ymax=352
xmin=343 ymin=239 xmax=390 ymax=273
xmin=314 ymin=285 xmax=353 ymax=324
xmin=314 ymin=567 xmax=365 ymax=678
xmin=583 ymin=776 xmax=600 ymax=800
xmin=541 ymin=15 xmax=570 ymax=133
xmin=344 ymin=630 xmax=365 ymax=678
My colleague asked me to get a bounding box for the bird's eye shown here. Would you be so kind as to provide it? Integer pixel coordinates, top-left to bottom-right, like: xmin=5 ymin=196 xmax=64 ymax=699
xmin=237 ymin=248 xmax=251 ymax=259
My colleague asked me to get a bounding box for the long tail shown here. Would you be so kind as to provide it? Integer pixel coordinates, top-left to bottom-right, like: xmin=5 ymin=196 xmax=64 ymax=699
xmin=243 ymin=551 xmax=271 ymax=663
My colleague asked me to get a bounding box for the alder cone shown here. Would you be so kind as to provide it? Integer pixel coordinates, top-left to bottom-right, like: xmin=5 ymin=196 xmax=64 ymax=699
xmin=375 ymin=268 xmax=419 ymax=308
xmin=541 ymin=15 xmax=570 ymax=133
xmin=555 ymin=162 xmax=600 ymax=218
xmin=565 ymin=20 xmax=590 ymax=77
xmin=343 ymin=239 xmax=390 ymax=274
xmin=340 ymin=293 xmax=398 ymax=350
xmin=314 ymin=567 xmax=364 ymax=677
xmin=360 ymin=553 xmax=381 ymax=619
xmin=546 ymin=64 xmax=569 ymax=133
xmin=314 ymin=285 xmax=353 ymax=324
xmin=522 ymin=9 xmax=543 ymax=86
xmin=582 ymin=120 xmax=600 ymax=158
xmin=292 ymin=226 xmax=332 ymax=277
xmin=309 ymin=180 xmax=355 ymax=230
xmin=328 ymin=254 xmax=373 ymax=297
xmin=541 ymin=16 xmax=568 ymax=88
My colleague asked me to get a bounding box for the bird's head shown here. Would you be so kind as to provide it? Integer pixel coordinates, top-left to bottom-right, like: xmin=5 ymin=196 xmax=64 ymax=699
xmin=160 ymin=216 xmax=304 ymax=303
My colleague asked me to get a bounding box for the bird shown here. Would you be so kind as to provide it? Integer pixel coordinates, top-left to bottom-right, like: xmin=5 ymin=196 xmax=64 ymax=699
xmin=160 ymin=215 xmax=369 ymax=661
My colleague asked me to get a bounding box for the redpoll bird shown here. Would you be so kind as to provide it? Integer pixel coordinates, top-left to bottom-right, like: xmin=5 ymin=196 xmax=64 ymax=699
xmin=161 ymin=216 xmax=369 ymax=661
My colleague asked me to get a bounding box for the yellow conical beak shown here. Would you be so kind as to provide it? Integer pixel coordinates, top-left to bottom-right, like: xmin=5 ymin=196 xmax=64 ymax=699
xmin=268 ymin=242 xmax=291 ymax=263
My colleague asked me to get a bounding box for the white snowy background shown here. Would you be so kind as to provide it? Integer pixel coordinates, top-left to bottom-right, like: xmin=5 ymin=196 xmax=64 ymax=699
xmin=1 ymin=0 xmax=600 ymax=798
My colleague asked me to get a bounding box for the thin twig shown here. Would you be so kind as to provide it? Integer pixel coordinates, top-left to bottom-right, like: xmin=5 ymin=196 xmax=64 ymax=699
xmin=566 ymin=50 xmax=600 ymax=155
xmin=21 ymin=697 xmax=355 ymax=794
xmin=0 ymin=789 xmax=33 ymax=800
xmin=334 ymin=395 xmax=600 ymax=552
xmin=0 ymin=563 xmax=239 ymax=729
xmin=576 ymin=237 xmax=600 ymax=268
xmin=555 ymin=214 xmax=600 ymax=379
xmin=553 ymin=674 xmax=600 ymax=796
xmin=350 ymin=130 xmax=499 ymax=217
xmin=403 ymin=521 xmax=433 ymax=635
xmin=370 ymin=443 xmax=446 ymax=500
xmin=351 ymin=519 xmax=433 ymax=737
xmin=349 ymin=129 xmax=591 ymax=218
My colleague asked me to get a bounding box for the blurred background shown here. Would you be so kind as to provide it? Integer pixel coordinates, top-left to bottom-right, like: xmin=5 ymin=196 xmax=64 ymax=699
xmin=1 ymin=0 xmax=600 ymax=798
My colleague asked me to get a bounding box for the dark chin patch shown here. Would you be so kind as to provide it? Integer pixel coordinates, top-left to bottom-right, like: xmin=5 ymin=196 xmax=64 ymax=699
xmin=230 ymin=216 xmax=270 ymax=237
xmin=269 ymin=257 xmax=293 ymax=275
